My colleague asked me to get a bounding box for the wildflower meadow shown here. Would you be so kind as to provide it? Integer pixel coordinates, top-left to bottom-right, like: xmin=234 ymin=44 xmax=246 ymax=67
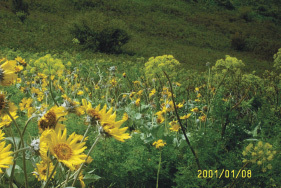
xmin=0 ymin=47 xmax=280 ymax=188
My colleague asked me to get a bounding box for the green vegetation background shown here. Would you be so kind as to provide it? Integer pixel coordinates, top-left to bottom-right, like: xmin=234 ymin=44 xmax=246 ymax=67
xmin=0 ymin=0 xmax=281 ymax=74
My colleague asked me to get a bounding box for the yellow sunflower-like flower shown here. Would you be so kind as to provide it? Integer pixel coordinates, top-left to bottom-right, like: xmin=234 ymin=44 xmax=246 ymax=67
xmin=191 ymin=107 xmax=199 ymax=113
xmin=40 ymin=129 xmax=87 ymax=171
xmin=0 ymin=93 xmax=18 ymax=127
xmin=180 ymin=113 xmax=191 ymax=120
xmin=0 ymin=60 xmax=17 ymax=86
xmin=155 ymin=111 xmax=165 ymax=124
xmin=33 ymin=161 xmax=56 ymax=181
xmin=19 ymin=98 xmax=33 ymax=111
xmin=38 ymin=106 xmax=67 ymax=133
xmin=0 ymin=136 xmax=14 ymax=173
xmin=98 ymin=105 xmax=131 ymax=142
xmin=149 ymin=88 xmax=156 ymax=98
xmin=0 ymin=111 xmax=18 ymax=128
xmin=153 ymin=139 xmax=166 ymax=149
xmin=83 ymin=102 xmax=131 ymax=142
xmin=135 ymin=98 xmax=141 ymax=106
xmin=169 ymin=120 xmax=181 ymax=132
xmin=77 ymin=90 xmax=84 ymax=96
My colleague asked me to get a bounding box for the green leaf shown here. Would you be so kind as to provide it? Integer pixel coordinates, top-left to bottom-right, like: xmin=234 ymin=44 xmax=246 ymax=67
xmin=5 ymin=137 xmax=21 ymax=147
xmin=135 ymin=113 xmax=142 ymax=120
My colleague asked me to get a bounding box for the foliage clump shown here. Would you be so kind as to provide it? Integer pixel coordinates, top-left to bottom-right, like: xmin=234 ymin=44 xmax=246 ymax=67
xmin=144 ymin=55 xmax=180 ymax=82
xmin=212 ymin=55 xmax=245 ymax=73
xmin=273 ymin=48 xmax=281 ymax=70
xmin=24 ymin=54 xmax=65 ymax=76
xmin=70 ymin=15 xmax=130 ymax=54
xmin=231 ymin=32 xmax=247 ymax=51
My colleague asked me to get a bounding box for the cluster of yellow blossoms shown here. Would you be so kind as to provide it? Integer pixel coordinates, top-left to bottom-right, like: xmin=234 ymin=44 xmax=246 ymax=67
xmin=0 ymin=55 xmax=132 ymax=188
xmin=153 ymin=139 xmax=166 ymax=149
xmin=242 ymin=141 xmax=276 ymax=172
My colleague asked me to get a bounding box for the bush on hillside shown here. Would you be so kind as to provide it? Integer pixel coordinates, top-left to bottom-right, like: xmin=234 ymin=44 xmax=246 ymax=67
xmin=11 ymin=0 xmax=29 ymax=22
xmin=231 ymin=32 xmax=246 ymax=51
xmin=70 ymin=22 xmax=129 ymax=54
xmin=98 ymin=27 xmax=130 ymax=53
xmin=11 ymin=0 xmax=29 ymax=14
xmin=215 ymin=0 xmax=235 ymax=10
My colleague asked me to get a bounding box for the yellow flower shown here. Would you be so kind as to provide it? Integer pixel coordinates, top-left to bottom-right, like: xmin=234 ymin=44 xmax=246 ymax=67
xmin=137 ymin=90 xmax=143 ymax=96
xmin=0 ymin=112 xmax=18 ymax=128
xmin=149 ymin=88 xmax=156 ymax=98
xmin=98 ymin=105 xmax=131 ymax=142
xmin=15 ymin=65 xmax=23 ymax=73
xmin=199 ymin=115 xmax=207 ymax=122
xmin=153 ymin=139 xmax=166 ymax=149
xmin=129 ymin=92 xmax=136 ymax=99
xmin=77 ymin=90 xmax=84 ymax=96
xmin=15 ymin=56 xmax=27 ymax=66
xmin=0 ymin=136 xmax=13 ymax=173
xmin=175 ymin=82 xmax=181 ymax=86
xmin=194 ymin=87 xmax=199 ymax=92
xmin=40 ymin=129 xmax=87 ymax=171
xmin=162 ymin=100 xmax=175 ymax=112
xmin=135 ymin=98 xmax=141 ymax=106
xmin=78 ymin=171 xmax=86 ymax=188
xmin=0 ymin=60 xmax=17 ymax=86
xmin=0 ymin=92 xmax=18 ymax=120
xmin=110 ymin=78 xmax=117 ymax=86
xmin=33 ymin=161 xmax=56 ymax=181
xmin=176 ymin=103 xmax=183 ymax=108
xmin=133 ymin=81 xmax=140 ymax=85
xmin=38 ymin=106 xmax=67 ymax=133
xmin=19 ymin=98 xmax=33 ymax=111
xmin=191 ymin=107 xmax=199 ymax=113
xmin=155 ymin=111 xmax=165 ymax=124
xmin=180 ymin=113 xmax=191 ymax=120
xmin=122 ymin=72 xmax=126 ymax=78
xmin=169 ymin=121 xmax=181 ymax=132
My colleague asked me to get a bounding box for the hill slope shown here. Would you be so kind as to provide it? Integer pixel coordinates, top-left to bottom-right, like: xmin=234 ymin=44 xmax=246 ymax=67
xmin=0 ymin=0 xmax=281 ymax=73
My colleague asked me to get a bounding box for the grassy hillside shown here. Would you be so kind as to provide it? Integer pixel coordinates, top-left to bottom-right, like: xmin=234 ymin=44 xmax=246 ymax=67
xmin=0 ymin=0 xmax=281 ymax=73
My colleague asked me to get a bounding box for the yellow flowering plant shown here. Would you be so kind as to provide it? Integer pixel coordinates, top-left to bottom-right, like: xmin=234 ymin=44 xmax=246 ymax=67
xmin=144 ymin=55 xmax=180 ymax=82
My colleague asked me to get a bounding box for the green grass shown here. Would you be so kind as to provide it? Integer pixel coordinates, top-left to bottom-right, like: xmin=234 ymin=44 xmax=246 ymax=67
xmin=0 ymin=0 xmax=281 ymax=75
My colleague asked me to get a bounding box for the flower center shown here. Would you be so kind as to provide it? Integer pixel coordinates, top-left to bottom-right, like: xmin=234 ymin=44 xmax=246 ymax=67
xmin=42 ymin=169 xmax=47 ymax=175
xmin=88 ymin=109 xmax=101 ymax=121
xmin=39 ymin=111 xmax=57 ymax=131
xmin=53 ymin=143 xmax=73 ymax=160
xmin=0 ymin=94 xmax=6 ymax=111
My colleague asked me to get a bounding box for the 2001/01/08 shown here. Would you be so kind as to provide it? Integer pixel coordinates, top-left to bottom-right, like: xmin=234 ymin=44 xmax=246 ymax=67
xmin=198 ymin=169 xmax=251 ymax=179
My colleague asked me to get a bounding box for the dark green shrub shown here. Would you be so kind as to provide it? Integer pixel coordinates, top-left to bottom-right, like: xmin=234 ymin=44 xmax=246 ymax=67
xmin=11 ymin=0 xmax=29 ymax=14
xmin=231 ymin=32 xmax=246 ymax=51
xmin=98 ymin=27 xmax=130 ymax=54
xmin=11 ymin=0 xmax=29 ymax=22
xmin=215 ymin=0 xmax=235 ymax=10
xmin=70 ymin=22 xmax=130 ymax=53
